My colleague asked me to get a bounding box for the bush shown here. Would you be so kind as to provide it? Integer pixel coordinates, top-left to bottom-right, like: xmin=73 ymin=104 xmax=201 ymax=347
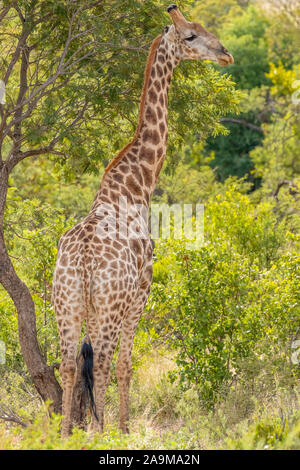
xmin=147 ymin=185 xmax=300 ymax=407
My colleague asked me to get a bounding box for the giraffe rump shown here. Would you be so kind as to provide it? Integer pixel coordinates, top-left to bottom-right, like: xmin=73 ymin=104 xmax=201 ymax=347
xmin=81 ymin=340 xmax=99 ymax=422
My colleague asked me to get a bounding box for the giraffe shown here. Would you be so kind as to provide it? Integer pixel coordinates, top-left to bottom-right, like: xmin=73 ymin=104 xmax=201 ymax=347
xmin=52 ymin=4 xmax=234 ymax=438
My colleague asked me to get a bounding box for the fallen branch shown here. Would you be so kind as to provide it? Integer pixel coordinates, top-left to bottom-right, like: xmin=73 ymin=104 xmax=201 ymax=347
xmin=0 ymin=405 xmax=27 ymax=428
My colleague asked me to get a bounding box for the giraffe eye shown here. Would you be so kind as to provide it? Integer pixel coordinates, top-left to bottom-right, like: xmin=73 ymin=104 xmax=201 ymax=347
xmin=185 ymin=35 xmax=197 ymax=42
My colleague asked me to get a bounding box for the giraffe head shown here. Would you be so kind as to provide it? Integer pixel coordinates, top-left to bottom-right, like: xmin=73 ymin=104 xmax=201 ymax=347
xmin=166 ymin=4 xmax=234 ymax=67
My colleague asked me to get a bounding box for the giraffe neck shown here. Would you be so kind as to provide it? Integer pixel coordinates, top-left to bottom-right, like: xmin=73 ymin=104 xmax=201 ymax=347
xmin=91 ymin=35 xmax=178 ymax=212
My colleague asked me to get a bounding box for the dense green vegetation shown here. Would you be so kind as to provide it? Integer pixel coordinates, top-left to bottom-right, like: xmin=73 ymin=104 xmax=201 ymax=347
xmin=0 ymin=0 xmax=299 ymax=450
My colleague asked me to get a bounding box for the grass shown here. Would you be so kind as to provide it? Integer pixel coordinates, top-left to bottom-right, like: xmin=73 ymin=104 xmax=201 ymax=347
xmin=0 ymin=350 xmax=299 ymax=450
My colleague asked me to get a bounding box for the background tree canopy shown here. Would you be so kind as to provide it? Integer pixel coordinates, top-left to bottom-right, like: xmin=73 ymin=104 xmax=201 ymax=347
xmin=0 ymin=0 xmax=299 ymax=450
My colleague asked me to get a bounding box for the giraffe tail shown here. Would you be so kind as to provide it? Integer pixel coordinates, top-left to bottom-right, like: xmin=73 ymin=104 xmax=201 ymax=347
xmin=81 ymin=339 xmax=99 ymax=422
xmin=81 ymin=247 xmax=99 ymax=422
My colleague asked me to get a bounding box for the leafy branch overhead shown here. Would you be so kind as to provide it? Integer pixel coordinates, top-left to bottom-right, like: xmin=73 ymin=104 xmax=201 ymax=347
xmin=0 ymin=0 xmax=239 ymax=175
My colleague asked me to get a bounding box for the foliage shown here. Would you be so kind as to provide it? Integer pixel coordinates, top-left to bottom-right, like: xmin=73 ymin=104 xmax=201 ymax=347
xmin=205 ymin=111 xmax=264 ymax=182
xmin=250 ymin=61 xmax=300 ymax=227
xmin=1 ymin=189 xmax=74 ymax=366
xmin=219 ymin=5 xmax=270 ymax=90
xmin=191 ymin=1 xmax=300 ymax=182
xmin=147 ymin=186 xmax=300 ymax=407
xmin=0 ymin=0 xmax=299 ymax=450
xmin=193 ymin=2 xmax=271 ymax=181
xmin=263 ymin=0 xmax=300 ymax=68
xmin=189 ymin=0 xmax=244 ymax=37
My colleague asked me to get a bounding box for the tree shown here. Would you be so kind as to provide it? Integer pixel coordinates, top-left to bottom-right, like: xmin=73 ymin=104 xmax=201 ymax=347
xmin=189 ymin=0 xmax=244 ymax=37
xmin=262 ymin=0 xmax=300 ymax=68
xmin=195 ymin=3 xmax=272 ymax=181
xmin=0 ymin=0 xmax=238 ymax=418
xmin=250 ymin=62 xmax=300 ymax=231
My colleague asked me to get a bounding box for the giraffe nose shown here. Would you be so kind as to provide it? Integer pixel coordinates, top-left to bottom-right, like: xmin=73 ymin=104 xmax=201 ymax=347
xmin=220 ymin=46 xmax=234 ymax=65
xmin=221 ymin=46 xmax=230 ymax=56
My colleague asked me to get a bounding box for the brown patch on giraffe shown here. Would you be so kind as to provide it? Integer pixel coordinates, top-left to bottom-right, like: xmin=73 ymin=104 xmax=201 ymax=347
xmin=119 ymin=164 xmax=129 ymax=174
xmin=60 ymin=254 xmax=68 ymax=266
xmin=111 ymin=260 xmax=118 ymax=270
xmin=130 ymin=239 xmax=142 ymax=255
xmin=142 ymin=129 xmax=159 ymax=145
xmin=130 ymin=146 xmax=139 ymax=154
xmin=126 ymin=175 xmax=143 ymax=196
xmin=110 ymin=192 xmax=118 ymax=203
xmin=99 ymin=195 xmax=112 ymax=205
xmin=153 ymin=80 xmax=161 ymax=93
xmin=131 ymin=165 xmax=143 ymax=185
xmin=141 ymin=164 xmax=153 ymax=187
xmin=113 ymin=173 xmax=124 ymax=184
xmin=98 ymin=259 xmax=108 ymax=269
xmin=155 ymin=159 xmax=164 ymax=179
xmin=156 ymin=64 xmax=163 ymax=77
xmin=157 ymin=147 xmax=164 ymax=159
xmin=113 ymin=240 xmax=123 ymax=250
xmin=145 ymin=106 xmax=157 ymax=125
xmin=159 ymin=122 xmax=166 ymax=136
xmin=156 ymin=106 xmax=163 ymax=120
xmin=119 ymin=185 xmax=130 ymax=197
xmin=148 ymin=88 xmax=157 ymax=105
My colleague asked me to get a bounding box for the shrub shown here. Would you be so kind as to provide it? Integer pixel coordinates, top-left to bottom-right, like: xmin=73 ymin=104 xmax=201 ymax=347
xmin=147 ymin=186 xmax=300 ymax=407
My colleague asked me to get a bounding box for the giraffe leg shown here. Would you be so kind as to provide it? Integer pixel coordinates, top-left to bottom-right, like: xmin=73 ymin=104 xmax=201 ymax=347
xmin=116 ymin=280 xmax=151 ymax=433
xmin=87 ymin=297 xmax=125 ymax=434
xmin=116 ymin=253 xmax=153 ymax=433
xmin=58 ymin=319 xmax=83 ymax=438
xmin=116 ymin=319 xmax=138 ymax=434
xmin=90 ymin=338 xmax=118 ymax=433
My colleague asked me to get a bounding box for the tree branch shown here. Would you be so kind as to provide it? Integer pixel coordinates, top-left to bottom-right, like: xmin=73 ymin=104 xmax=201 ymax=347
xmin=273 ymin=180 xmax=298 ymax=201
xmin=220 ymin=118 xmax=264 ymax=134
xmin=0 ymin=405 xmax=27 ymax=428
xmin=0 ymin=6 xmax=10 ymax=24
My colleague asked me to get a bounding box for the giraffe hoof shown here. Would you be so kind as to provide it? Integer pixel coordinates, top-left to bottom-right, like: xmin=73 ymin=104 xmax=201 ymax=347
xmin=121 ymin=425 xmax=130 ymax=434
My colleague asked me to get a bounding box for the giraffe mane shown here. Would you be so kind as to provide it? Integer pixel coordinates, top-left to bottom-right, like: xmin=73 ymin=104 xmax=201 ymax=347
xmin=103 ymin=34 xmax=163 ymax=177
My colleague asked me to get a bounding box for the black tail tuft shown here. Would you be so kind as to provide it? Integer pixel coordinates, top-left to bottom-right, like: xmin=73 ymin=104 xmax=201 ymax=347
xmin=81 ymin=341 xmax=99 ymax=421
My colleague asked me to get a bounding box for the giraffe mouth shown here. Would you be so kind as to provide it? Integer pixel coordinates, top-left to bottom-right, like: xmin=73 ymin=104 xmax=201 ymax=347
xmin=217 ymin=54 xmax=234 ymax=67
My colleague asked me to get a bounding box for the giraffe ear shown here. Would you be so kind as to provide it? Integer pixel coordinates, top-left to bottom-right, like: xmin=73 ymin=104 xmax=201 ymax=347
xmin=164 ymin=24 xmax=176 ymax=41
